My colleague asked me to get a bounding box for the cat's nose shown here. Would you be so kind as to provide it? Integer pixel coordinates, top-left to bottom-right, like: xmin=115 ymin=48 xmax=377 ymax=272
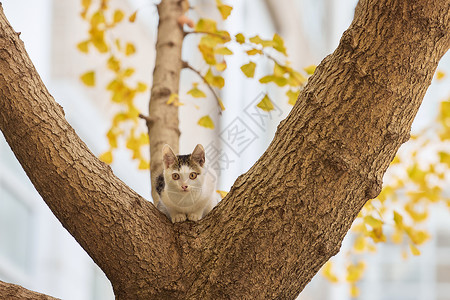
xmin=181 ymin=185 xmax=188 ymax=190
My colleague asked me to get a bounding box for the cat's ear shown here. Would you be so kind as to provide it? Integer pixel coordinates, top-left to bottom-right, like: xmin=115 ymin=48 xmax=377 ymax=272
xmin=162 ymin=144 xmax=177 ymax=169
xmin=191 ymin=144 xmax=205 ymax=167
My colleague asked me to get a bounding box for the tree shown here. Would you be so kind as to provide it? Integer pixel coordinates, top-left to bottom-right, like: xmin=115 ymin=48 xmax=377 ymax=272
xmin=0 ymin=0 xmax=449 ymax=299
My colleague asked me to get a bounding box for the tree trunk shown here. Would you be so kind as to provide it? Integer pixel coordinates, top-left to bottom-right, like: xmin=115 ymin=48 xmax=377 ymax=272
xmin=148 ymin=0 xmax=184 ymax=203
xmin=0 ymin=0 xmax=448 ymax=299
xmin=0 ymin=280 xmax=59 ymax=300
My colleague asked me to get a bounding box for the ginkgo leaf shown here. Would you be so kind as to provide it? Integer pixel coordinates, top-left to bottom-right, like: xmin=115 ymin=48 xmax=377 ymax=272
xmin=409 ymin=243 xmax=421 ymax=256
xmin=235 ymin=33 xmax=245 ymax=44
xmin=106 ymin=129 xmax=118 ymax=148
xmin=138 ymin=159 xmax=149 ymax=170
xmin=214 ymin=47 xmax=233 ymax=55
xmin=129 ymin=11 xmax=137 ymax=22
xmin=204 ymin=68 xmax=225 ymax=88
xmin=272 ymin=33 xmax=287 ymax=55
xmin=304 ymin=64 xmax=317 ymax=75
xmin=187 ymin=86 xmax=207 ymax=98
xmin=80 ymin=71 xmax=95 ymax=86
xmin=113 ymin=9 xmax=125 ymax=23
xmin=218 ymin=98 xmax=225 ymax=111
xmin=215 ymin=61 xmax=227 ymax=71
xmin=346 ymin=262 xmax=365 ymax=282
xmin=125 ymin=43 xmax=136 ymax=56
xmin=166 ymin=93 xmax=184 ymax=106
xmin=198 ymin=44 xmax=216 ymax=65
xmin=99 ymin=150 xmax=113 ymax=164
xmin=82 ymin=0 xmax=92 ymax=11
xmin=77 ymin=40 xmax=90 ymax=53
xmin=195 ymin=18 xmax=217 ymax=33
xmin=123 ymin=68 xmax=135 ymax=77
xmin=240 ymin=62 xmax=256 ymax=78
xmin=198 ymin=115 xmax=215 ymax=129
xmin=136 ymin=82 xmax=147 ymax=92
xmin=257 ymin=94 xmax=274 ymax=112
xmin=436 ymin=70 xmax=446 ymax=80
xmin=107 ymin=56 xmax=120 ymax=72
xmin=364 ymin=216 xmax=383 ymax=228
xmin=216 ymin=0 xmax=232 ymax=20
xmin=322 ymin=262 xmax=339 ymax=283
xmin=286 ymin=89 xmax=299 ymax=105
xmin=246 ymin=49 xmax=263 ymax=55
xmin=216 ymin=190 xmax=228 ymax=198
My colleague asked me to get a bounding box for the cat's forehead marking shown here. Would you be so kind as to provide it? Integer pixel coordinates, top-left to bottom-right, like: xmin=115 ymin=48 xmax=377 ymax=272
xmin=171 ymin=154 xmax=202 ymax=173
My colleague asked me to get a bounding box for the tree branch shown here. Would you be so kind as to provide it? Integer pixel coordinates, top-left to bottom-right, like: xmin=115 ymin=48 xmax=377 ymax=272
xmin=182 ymin=61 xmax=223 ymax=114
xmin=0 ymin=280 xmax=59 ymax=300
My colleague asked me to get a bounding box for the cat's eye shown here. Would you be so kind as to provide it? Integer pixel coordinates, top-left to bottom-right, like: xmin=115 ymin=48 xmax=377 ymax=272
xmin=172 ymin=173 xmax=180 ymax=180
xmin=189 ymin=172 xmax=197 ymax=180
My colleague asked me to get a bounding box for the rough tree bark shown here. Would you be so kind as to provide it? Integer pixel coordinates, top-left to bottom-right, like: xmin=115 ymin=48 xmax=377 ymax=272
xmin=147 ymin=0 xmax=184 ymax=203
xmin=0 ymin=280 xmax=58 ymax=300
xmin=0 ymin=0 xmax=448 ymax=299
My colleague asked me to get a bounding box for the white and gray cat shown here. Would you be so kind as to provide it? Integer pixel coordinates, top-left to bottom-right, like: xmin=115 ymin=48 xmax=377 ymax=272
xmin=156 ymin=144 xmax=219 ymax=222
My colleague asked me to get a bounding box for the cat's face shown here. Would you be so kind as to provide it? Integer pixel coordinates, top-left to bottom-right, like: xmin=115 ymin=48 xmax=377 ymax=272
xmin=162 ymin=144 xmax=205 ymax=205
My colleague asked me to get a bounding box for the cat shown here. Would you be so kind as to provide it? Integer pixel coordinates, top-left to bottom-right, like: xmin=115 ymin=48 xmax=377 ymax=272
xmin=155 ymin=144 xmax=220 ymax=223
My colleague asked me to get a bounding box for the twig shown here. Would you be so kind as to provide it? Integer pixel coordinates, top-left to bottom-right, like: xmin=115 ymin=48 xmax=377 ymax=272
xmin=182 ymin=61 xmax=223 ymax=115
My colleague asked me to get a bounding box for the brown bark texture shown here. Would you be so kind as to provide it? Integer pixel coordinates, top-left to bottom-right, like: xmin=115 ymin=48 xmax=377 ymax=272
xmin=148 ymin=0 xmax=184 ymax=204
xmin=0 ymin=280 xmax=59 ymax=300
xmin=0 ymin=0 xmax=448 ymax=299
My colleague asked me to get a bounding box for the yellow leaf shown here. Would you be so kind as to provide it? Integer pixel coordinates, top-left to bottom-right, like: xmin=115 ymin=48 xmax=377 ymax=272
xmin=214 ymin=47 xmax=233 ymax=55
xmin=129 ymin=11 xmax=137 ymax=22
xmin=304 ymin=64 xmax=316 ymax=75
xmin=113 ymin=9 xmax=125 ymax=23
xmin=410 ymin=243 xmax=421 ymax=256
xmin=106 ymin=129 xmax=118 ymax=148
xmin=77 ymin=40 xmax=90 ymax=53
xmin=82 ymin=0 xmax=92 ymax=11
xmin=166 ymin=93 xmax=184 ymax=106
xmin=80 ymin=71 xmax=95 ymax=86
xmin=393 ymin=211 xmax=403 ymax=228
xmin=364 ymin=215 xmax=383 ymax=228
xmin=346 ymin=261 xmax=365 ymax=282
xmin=241 ymin=62 xmax=256 ymax=78
xmin=125 ymin=43 xmax=136 ymax=56
xmin=198 ymin=115 xmax=215 ymax=129
xmin=235 ymin=33 xmax=245 ymax=44
xmin=405 ymin=227 xmax=429 ymax=245
xmin=187 ymin=86 xmax=207 ymax=98
xmin=259 ymin=75 xmax=288 ymax=87
xmin=107 ymin=56 xmax=120 ymax=72
xmin=123 ymin=68 xmax=135 ymax=77
xmin=249 ymin=35 xmax=274 ymax=47
xmin=215 ymin=61 xmax=227 ymax=71
xmin=91 ymin=29 xmax=108 ymax=53
xmin=218 ymin=98 xmax=225 ymax=111
xmin=256 ymin=94 xmax=274 ymax=112
xmin=436 ymin=70 xmax=446 ymax=80
xmin=350 ymin=284 xmax=360 ymax=298
xmin=195 ymin=18 xmax=217 ymax=33
xmin=216 ymin=190 xmax=228 ymax=199
xmin=204 ymin=68 xmax=225 ymax=88
xmin=136 ymin=82 xmax=147 ymax=92
xmin=286 ymin=89 xmax=299 ymax=105
xmin=138 ymin=160 xmax=149 ymax=170
xmin=216 ymin=0 xmax=233 ymax=20
xmin=90 ymin=11 xmax=105 ymax=27
xmin=322 ymin=261 xmax=339 ymax=283
xmin=353 ymin=235 xmax=366 ymax=252
xmin=198 ymin=44 xmax=216 ymax=65
xmin=246 ymin=48 xmax=263 ymax=55
xmin=99 ymin=151 xmax=113 ymax=164
xmin=272 ymin=33 xmax=287 ymax=55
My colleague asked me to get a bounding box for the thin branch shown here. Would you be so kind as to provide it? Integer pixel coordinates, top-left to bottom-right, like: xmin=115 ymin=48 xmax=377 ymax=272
xmin=182 ymin=61 xmax=223 ymax=115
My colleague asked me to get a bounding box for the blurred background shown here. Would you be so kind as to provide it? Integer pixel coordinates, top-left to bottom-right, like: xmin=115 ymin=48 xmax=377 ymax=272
xmin=0 ymin=0 xmax=449 ymax=299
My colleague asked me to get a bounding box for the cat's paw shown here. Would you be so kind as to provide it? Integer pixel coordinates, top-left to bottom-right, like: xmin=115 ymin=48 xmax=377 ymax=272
xmin=171 ymin=213 xmax=187 ymax=223
xmin=187 ymin=213 xmax=202 ymax=221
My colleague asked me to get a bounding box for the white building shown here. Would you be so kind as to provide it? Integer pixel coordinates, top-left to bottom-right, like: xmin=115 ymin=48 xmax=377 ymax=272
xmin=0 ymin=0 xmax=449 ymax=299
